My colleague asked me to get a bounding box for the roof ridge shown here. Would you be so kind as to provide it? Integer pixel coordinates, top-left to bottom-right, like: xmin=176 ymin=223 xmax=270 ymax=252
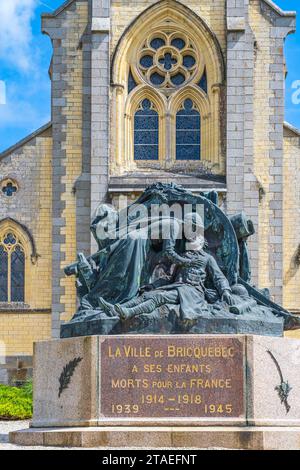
xmin=261 ymin=0 xmax=296 ymax=17
xmin=284 ymin=121 xmax=300 ymax=137
xmin=41 ymin=0 xmax=76 ymax=18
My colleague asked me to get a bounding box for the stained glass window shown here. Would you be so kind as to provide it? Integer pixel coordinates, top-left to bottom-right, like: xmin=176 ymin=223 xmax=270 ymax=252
xmin=197 ymin=69 xmax=207 ymax=94
xmin=0 ymin=246 xmax=8 ymax=302
xmin=127 ymin=30 xmax=213 ymax=164
xmin=138 ymin=34 xmax=197 ymax=90
xmin=150 ymin=37 xmax=165 ymax=50
xmin=0 ymin=232 xmax=25 ymax=303
xmin=128 ymin=69 xmax=137 ymax=94
xmin=170 ymin=37 xmax=186 ymax=50
xmin=134 ymin=99 xmax=159 ymax=160
xmin=171 ymin=73 xmax=185 ymax=86
xmin=183 ymin=55 xmax=196 ymax=69
xmin=2 ymin=181 xmax=18 ymax=197
xmin=176 ymin=99 xmax=201 ymax=160
xmin=159 ymin=53 xmax=177 ymax=71
xmin=150 ymin=72 xmax=165 ymax=86
xmin=140 ymin=55 xmax=153 ymax=69
xmin=11 ymin=246 xmax=25 ymax=302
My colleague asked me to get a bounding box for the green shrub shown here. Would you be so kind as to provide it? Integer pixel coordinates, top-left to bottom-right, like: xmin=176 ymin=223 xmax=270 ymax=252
xmin=21 ymin=378 xmax=33 ymax=397
xmin=0 ymin=380 xmax=33 ymax=420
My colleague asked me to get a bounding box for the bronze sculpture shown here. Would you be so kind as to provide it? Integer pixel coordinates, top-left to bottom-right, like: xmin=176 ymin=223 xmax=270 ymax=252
xmin=61 ymin=183 xmax=300 ymax=338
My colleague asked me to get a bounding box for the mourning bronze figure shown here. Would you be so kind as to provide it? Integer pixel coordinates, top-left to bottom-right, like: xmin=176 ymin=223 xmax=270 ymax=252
xmin=61 ymin=183 xmax=300 ymax=338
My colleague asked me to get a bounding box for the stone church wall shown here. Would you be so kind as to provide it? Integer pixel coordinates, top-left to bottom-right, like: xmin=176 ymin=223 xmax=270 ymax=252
xmin=1 ymin=0 xmax=300 ymax=374
xmin=283 ymin=125 xmax=300 ymax=316
xmin=0 ymin=126 xmax=53 ymax=382
xmin=42 ymin=0 xmax=90 ymax=335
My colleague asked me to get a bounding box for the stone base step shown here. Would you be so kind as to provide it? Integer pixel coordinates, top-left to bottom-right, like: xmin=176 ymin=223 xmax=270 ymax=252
xmin=9 ymin=426 xmax=300 ymax=450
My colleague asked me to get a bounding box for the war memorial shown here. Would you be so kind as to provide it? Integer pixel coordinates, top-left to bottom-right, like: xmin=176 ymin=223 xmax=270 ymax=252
xmin=10 ymin=183 xmax=300 ymax=449
xmin=1 ymin=0 xmax=300 ymax=452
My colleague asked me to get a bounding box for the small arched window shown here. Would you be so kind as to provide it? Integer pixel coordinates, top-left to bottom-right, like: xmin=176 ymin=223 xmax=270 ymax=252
xmin=1 ymin=178 xmax=18 ymax=197
xmin=0 ymin=232 xmax=25 ymax=302
xmin=134 ymin=99 xmax=159 ymax=160
xmin=176 ymin=99 xmax=201 ymax=160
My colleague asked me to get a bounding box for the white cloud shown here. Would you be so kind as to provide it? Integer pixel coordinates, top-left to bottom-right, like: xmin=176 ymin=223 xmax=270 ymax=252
xmin=0 ymin=97 xmax=50 ymax=128
xmin=0 ymin=0 xmax=38 ymax=71
xmin=0 ymin=80 xmax=6 ymax=105
xmin=0 ymin=77 xmax=50 ymax=129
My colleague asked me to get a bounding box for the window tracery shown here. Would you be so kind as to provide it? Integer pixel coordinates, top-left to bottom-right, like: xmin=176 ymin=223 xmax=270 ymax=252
xmin=111 ymin=4 xmax=224 ymax=173
xmin=136 ymin=32 xmax=202 ymax=96
xmin=0 ymin=231 xmax=25 ymax=302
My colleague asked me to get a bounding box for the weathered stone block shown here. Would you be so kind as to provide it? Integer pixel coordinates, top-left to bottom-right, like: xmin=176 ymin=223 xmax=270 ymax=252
xmin=30 ymin=335 xmax=300 ymax=429
xmin=32 ymin=336 xmax=98 ymax=428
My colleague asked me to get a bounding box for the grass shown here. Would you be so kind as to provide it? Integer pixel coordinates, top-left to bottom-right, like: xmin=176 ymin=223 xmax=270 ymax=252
xmin=0 ymin=380 xmax=33 ymax=420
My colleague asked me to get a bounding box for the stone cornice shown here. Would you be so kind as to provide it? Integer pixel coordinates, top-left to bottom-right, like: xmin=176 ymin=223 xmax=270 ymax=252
xmin=41 ymin=0 xmax=77 ymax=18
xmin=284 ymin=121 xmax=300 ymax=138
xmin=260 ymin=0 xmax=296 ymax=18
xmin=260 ymin=0 xmax=296 ymax=34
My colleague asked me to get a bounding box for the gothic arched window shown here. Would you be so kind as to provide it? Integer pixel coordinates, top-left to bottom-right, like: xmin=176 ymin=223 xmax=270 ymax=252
xmin=112 ymin=5 xmax=225 ymax=173
xmin=124 ymin=31 xmax=209 ymax=167
xmin=134 ymin=99 xmax=159 ymax=160
xmin=0 ymin=232 xmax=25 ymax=302
xmin=176 ymin=99 xmax=201 ymax=160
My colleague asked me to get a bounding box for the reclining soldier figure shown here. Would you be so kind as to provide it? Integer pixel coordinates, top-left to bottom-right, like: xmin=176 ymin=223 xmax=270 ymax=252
xmin=99 ymin=214 xmax=234 ymax=324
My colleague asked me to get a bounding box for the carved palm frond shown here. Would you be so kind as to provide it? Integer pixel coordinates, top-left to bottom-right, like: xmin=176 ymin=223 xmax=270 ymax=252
xmin=275 ymin=381 xmax=292 ymax=413
xmin=267 ymin=350 xmax=292 ymax=414
xmin=58 ymin=357 xmax=83 ymax=398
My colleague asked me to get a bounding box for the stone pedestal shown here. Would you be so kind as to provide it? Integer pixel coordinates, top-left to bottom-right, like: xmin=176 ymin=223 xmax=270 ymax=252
xmin=10 ymin=335 xmax=300 ymax=449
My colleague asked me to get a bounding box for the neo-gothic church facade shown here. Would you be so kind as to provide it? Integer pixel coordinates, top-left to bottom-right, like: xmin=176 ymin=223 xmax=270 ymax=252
xmin=1 ymin=0 xmax=300 ymax=382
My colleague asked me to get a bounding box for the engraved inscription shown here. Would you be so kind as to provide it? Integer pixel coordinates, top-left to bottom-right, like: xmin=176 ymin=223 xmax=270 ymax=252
xmin=100 ymin=337 xmax=244 ymax=418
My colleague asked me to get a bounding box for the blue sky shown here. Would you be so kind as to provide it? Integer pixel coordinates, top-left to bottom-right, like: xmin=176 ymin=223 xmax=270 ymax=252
xmin=276 ymin=0 xmax=300 ymax=129
xmin=0 ymin=0 xmax=300 ymax=152
xmin=0 ymin=0 xmax=62 ymax=152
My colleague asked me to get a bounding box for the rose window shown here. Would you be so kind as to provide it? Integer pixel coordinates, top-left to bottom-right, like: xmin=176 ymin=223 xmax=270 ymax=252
xmin=138 ymin=33 xmax=197 ymax=89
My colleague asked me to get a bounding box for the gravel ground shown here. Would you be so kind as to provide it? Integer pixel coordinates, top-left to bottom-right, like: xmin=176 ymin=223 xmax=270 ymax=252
xmin=0 ymin=421 xmax=85 ymax=450
xmin=0 ymin=420 xmax=30 ymax=443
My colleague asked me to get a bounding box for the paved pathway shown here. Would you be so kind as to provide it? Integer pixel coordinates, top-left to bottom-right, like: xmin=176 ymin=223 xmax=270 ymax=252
xmin=0 ymin=421 xmax=78 ymax=450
